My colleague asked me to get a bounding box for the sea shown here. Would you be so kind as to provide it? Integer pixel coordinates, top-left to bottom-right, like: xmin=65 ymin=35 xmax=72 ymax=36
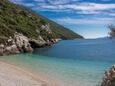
xmin=0 ymin=38 xmax=115 ymax=86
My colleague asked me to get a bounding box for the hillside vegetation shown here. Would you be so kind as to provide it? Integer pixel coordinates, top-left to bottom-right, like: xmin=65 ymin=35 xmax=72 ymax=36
xmin=0 ymin=0 xmax=83 ymax=43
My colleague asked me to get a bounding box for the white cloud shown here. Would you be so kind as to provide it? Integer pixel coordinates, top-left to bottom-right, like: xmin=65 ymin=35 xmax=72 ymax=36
xmin=33 ymin=2 xmax=115 ymax=15
xmin=76 ymin=10 xmax=101 ymax=14
xmin=10 ymin=0 xmax=115 ymax=16
xmin=109 ymin=13 xmax=115 ymax=16
xmin=39 ymin=3 xmax=115 ymax=11
xmin=10 ymin=0 xmax=115 ymax=11
xmin=54 ymin=17 xmax=114 ymax=25
xmin=34 ymin=0 xmax=80 ymax=5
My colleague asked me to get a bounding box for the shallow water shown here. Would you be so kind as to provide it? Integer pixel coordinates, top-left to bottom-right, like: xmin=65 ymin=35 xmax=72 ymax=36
xmin=0 ymin=38 xmax=115 ymax=86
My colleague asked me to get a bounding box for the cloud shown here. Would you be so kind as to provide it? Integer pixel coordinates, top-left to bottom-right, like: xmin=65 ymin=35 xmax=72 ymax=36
xmin=38 ymin=2 xmax=115 ymax=10
xmin=76 ymin=10 xmax=101 ymax=14
xmin=109 ymin=13 xmax=115 ymax=16
xmin=10 ymin=0 xmax=115 ymax=16
xmin=34 ymin=0 xmax=80 ymax=5
xmin=33 ymin=2 xmax=115 ymax=16
xmin=54 ymin=17 xmax=114 ymax=25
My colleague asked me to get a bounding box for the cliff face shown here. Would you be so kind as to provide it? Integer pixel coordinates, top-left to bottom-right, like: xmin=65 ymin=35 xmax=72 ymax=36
xmin=101 ymin=65 xmax=115 ymax=86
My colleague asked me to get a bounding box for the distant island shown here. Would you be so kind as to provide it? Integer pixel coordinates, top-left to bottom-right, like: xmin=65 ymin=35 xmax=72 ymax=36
xmin=0 ymin=0 xmax=83 ymax=56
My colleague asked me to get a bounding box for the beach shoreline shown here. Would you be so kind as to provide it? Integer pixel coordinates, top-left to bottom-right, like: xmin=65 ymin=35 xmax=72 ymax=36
xmin=0 ymin=61 xmax=59 ymax=86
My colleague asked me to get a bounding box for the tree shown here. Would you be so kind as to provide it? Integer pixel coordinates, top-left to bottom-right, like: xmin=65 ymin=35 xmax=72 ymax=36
xmin=108 ymin=24 xmax=115 ymax=37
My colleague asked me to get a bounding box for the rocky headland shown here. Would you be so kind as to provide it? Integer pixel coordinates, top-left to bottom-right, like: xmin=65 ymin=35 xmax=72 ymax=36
xmin=0 ymin=0 xmax=83 ymax=56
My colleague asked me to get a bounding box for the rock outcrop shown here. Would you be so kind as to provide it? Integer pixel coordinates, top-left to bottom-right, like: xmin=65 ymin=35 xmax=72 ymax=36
xmin=0 ymin=32 xmax=61 ymax=56
xmin=29 ymin=36 xmax=61 ymax=48
xmin=101 ymin=65 xmax=115 ymax=86
xmin=29 ymin=35 xmax=46 ymax=48
xmin=0 ymin=33 xmax=33 ymax=56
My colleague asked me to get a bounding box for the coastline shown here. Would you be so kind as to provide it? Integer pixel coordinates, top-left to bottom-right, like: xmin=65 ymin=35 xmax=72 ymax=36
xmin=0 ymin=33 xmax=61 ymax=56
xmin=0 ymin=61 xmax=59 ymax=86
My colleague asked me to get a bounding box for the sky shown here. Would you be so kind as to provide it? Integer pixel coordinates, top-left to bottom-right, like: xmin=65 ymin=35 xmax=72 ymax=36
xmin=10 ymin=0 xmax=115 ymax=38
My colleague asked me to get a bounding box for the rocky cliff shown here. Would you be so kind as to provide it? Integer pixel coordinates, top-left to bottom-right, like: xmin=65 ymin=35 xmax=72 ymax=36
xmin=101 ymin=65 xmax=115 ymax=86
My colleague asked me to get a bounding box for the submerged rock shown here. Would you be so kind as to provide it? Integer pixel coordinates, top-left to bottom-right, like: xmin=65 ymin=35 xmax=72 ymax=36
xmin=101 ymin=65 xmax=115 ymax=86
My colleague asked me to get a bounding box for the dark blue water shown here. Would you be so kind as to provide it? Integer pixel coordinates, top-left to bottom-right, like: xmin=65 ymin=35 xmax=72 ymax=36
xmin=34 ymin=38 xmax=115 ymax=63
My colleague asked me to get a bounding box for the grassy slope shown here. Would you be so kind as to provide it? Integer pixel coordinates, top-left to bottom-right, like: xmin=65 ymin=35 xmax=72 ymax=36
xmin=0 ymin=0 xmax=83 ymax=43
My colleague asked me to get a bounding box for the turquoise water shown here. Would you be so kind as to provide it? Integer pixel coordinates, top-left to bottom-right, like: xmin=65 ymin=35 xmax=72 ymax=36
xmin=0 ymin=38 xmax=115 ymax=86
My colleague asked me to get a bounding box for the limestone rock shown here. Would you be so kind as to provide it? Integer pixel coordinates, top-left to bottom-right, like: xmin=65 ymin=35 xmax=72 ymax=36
xmin=14 ymin=33 xmax=33 ymax=52
xmin=41 ymin=24 xmax=52 ymax=33
xmin=29 ymin=35 xmax=47 ymax=48
xmin=0 ymin=33 xmax=33 ymax=56
xmin=0 ymin=32 xmax=60 ymax=56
